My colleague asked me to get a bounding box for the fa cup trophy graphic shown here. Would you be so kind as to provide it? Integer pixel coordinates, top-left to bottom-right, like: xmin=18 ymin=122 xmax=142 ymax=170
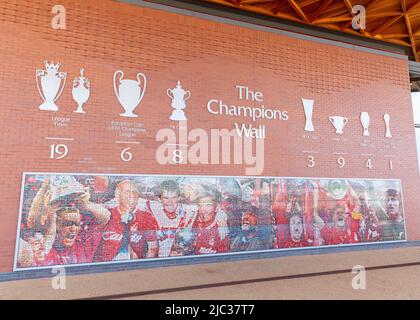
xmin=113 ymin=70 xmax=147 ymax=118
xmin=167 ymin=81 xmax=190 ymax=121
xmin=36 ymin=61 xmax=67 ymax=111
xmin=72 ymin=68 xmax=90 ymax=113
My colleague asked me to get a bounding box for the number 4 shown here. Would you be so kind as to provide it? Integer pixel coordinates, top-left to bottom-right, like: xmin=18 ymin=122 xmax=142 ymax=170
xmin=366 ymin=159 xmax=373 ymax=170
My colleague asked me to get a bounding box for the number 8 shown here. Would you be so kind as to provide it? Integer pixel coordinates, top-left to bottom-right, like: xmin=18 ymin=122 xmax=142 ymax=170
xmin=308 ymin=156 xmax=315 ymax=168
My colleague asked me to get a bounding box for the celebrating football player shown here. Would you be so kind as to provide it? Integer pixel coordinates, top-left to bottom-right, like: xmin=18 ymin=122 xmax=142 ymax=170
xmin=192 ymin=191 xmax=230 ymax=255
xmin=142 ymin=180 xmax=197 ymax=257
xmin=382 ymin=188 xmax=405 ymax=241
xmin=18 ymin=177 xmax=111 ymax=266
xmin=231 ymin=210 xmax=264 ymax=252
xmin=94 ymin=180 xmax=159 ymax=262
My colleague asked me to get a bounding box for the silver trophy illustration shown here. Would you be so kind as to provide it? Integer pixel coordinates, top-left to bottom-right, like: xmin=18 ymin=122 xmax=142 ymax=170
xmin=384 ymin=113 xmax=392 ymax=138
xmin=302 ymin=98 xmax=314 ymax=131
xmin=72 ymin=68 xmax=90 ymax=113
xmin=48 ymin=175 xmax=85 ymax=205
xmin=360 ymin=112 xmax=370 ymax=136
xmin=36 ymin=61 xmax=67 ymax=112
xmin=113 ymin=70 xmax=147 ymax=118
xmin=167 ymin=81 xmax=190 ymax=121
xmin=329 ymin=116 xmax=348 ymax=134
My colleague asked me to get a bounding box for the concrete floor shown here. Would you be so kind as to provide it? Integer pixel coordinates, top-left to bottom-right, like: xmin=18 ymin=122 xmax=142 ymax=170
xmin=1 ymin=246 xmax=420 ymax=299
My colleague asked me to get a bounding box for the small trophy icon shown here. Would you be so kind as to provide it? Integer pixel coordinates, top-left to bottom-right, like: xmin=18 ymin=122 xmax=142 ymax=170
xmin=360 ymin=112 xmax=370 ymax=136
xmin=167 ymin=81 xmax=190 ymax=121
xmin=72 ymin=68 xmax=90 ymax=113
xmin=302 ymin=98 xmax=314 ymax=131
xmin=36 ymin=61 xmax=67 ymax=111
xmin=384 ymin=113 xmax=392 ymax=138
xmin=329 ymin=115 xmax=348 ymax=134
xmin=113 ymin=70 xmax=147 ymax=118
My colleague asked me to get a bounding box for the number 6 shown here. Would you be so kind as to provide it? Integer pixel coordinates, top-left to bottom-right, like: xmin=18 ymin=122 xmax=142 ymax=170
xmin=120 ymin=147 xmax=132 ymax=162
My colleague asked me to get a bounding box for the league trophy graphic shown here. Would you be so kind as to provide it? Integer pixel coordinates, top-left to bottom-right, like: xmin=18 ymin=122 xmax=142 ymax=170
xmin=360 ymin=112 xmax=370 ymax=136
xmin=384 ymin=113 xmax=392 ymax=138
xmin=72 ymin=68 xmax=90 ymax=113
xmin=302 ymin=98 xmax=314 ymax=131
xmin=167 ymin=81 xmax=190 ymax=121
xmin=329 ymin=116 xmax=348 ymax=134
xmin=113 ymin=70 xmax=147 ymax=118
xmin=36 ymin=61 xmax=67 ymax=111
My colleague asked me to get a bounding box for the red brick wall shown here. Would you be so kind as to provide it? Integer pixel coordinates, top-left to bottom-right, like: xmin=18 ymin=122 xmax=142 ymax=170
xmin=0 ymin=0 xmax=418 ymax=272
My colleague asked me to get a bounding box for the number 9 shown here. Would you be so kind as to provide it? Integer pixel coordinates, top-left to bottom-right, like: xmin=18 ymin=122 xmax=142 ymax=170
xmin=337 ymin=157 xmax=345 ymax=168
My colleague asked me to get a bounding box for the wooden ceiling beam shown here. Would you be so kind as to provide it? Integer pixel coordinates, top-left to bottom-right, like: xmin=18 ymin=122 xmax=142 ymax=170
xmin=287 ymin=0 xmax=309 ymax=22
xmin=368 ymin=11 xmax=404 ymax=19
xmin=316 ymin=2 xmax=349 ymax=18
xmin=401 ymin=0 xmax=419 ymax=61
xmin=239 ymin=0 xmax=277 ymax=5
xmin=372 ymin=14 xmax=404 ymax=36
xmin=380 ymin=33 xmax=410 ymax=39
xmin=408 ymin=1 xmax=420 ymax=12
xmin=313 ymin=15 xmax=353 ymax=24
xmin=299 ymin=0 xmax=322 ymax=9
xmin=309 ymin=0 xmax=334 ymax=22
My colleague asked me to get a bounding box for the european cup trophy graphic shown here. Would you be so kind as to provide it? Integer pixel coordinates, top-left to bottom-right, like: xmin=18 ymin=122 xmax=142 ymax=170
xmin=167 ymin=81 xmax=190 ymax=121
xmin=113 ymin=70 xmax=147 ymax=118
xmin=72 ymin=68 xmax=90 ymax=113
xmin=36 ymin=61 xmax=67 ymax=112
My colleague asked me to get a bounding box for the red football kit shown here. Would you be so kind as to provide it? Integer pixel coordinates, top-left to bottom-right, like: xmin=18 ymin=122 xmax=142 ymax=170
xmin=42 ymin=215 xmax=101 ymax=266
xmin=43 ymin=239 xmax=93 ymax=265
xmin=320 ymin=225 xmax=351 ymax=245
xmin=94 ymin=206 xmax=158 ymax=262
xmin=283 ymin=239 xmax=310 ymax=248
xmin=193 ymin=218 xmax=229 ymax=255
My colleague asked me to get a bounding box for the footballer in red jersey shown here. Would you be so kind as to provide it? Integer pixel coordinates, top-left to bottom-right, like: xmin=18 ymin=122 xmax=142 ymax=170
xmin=193 ymin=192 xmax=230 ymax=255
xmin=364 ymin=208 xmax=382 ymax=242
xmin=94 ymin=180 xmax=158 ymax=262
xmin=320 ymin=205 xmax=352 ymax=245
xmin=18 ymin=177 xmax=111 ymax=267
xmin=43 ymin=207 xmax=98 ymax=265
xmin=142 ymin=180 xmax=197 ymax=258
xmin=282 ymin=213 xmax=310 ymax=248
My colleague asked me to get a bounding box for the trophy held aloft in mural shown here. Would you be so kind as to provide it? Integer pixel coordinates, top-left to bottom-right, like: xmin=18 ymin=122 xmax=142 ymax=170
xmin=48 ymin=175 xmax=85 ymax=206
